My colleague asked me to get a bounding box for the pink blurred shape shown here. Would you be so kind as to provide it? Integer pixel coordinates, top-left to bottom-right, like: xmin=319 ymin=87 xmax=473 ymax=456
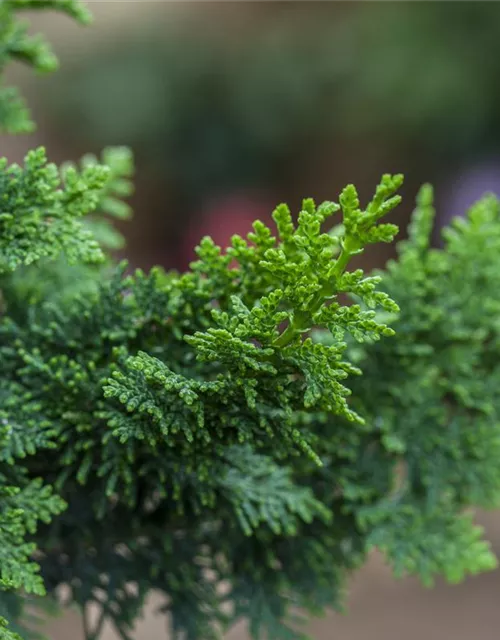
xmin=182 ymin=193 xmax=274 ymax=265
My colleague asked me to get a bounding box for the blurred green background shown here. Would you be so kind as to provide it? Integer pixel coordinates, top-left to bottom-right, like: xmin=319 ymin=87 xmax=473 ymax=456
xmin=12 ymin=1 xmax=500 ymax=272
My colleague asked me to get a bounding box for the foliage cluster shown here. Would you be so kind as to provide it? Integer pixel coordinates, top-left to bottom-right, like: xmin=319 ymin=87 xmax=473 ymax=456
xmin=1 ymin=3 xmax=500 ymax=640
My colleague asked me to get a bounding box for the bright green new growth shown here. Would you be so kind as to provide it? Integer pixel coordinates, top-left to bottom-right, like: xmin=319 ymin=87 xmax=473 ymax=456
xmin=1 ymin=2 xmax=500 ymax=640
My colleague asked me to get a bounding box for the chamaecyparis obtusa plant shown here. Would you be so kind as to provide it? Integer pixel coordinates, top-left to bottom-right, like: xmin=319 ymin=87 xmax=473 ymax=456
xmin=1 ymin=2 xmax=500 ymax=640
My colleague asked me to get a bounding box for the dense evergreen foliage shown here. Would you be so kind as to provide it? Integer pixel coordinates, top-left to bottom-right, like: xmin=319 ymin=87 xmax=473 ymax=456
xmin=1 ymin=2 xmax=500 ymax=639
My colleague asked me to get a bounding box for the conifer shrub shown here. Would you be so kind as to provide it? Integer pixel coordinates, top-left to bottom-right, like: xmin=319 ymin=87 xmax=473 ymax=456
xmin=1 ymin=2 xmax=500 ymax=639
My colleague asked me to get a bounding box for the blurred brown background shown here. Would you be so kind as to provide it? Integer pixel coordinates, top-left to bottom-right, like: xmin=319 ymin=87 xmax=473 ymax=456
xmin=4 ymin=1 xmax=500 ymax=638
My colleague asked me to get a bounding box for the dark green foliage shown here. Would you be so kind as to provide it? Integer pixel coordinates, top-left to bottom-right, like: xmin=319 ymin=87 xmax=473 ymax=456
xmin=350 ymin=185 xmax=500 ymax=587
xmin=2 ymin=3 xmax=500 ymax=640
xmin=0 ymin=5 xmax=133 ymax=638
xmin=3 ymin=173 xmax=500 ymax=639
